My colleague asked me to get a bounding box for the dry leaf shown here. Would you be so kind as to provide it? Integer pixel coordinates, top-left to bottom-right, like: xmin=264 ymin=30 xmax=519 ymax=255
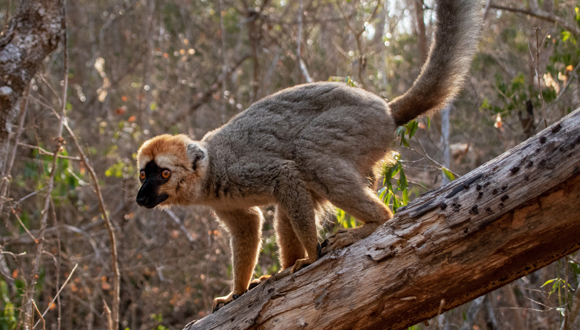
xmin=494 ymin=113 xmax=502 ymax=129
xmin=115 ymin=106 xmax=127 ymax=115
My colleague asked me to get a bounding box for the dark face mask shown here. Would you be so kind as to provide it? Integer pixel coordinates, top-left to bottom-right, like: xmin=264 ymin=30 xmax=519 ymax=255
xmin=136 ymin=161 xmax=170 ymax=208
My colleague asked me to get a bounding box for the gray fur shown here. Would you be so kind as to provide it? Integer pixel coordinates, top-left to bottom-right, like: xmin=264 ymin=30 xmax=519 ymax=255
xmin=389 ymin=0 xmax=482 ymax=125
xmin=201 ymin=83 xmax=396 ymax=204
xmin=186 ymin=143 xmax=206 ymax=170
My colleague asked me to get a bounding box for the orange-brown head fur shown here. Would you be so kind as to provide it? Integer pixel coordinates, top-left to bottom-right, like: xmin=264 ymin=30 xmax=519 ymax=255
xmin=136 ymin=134 xmax=208 ymax=208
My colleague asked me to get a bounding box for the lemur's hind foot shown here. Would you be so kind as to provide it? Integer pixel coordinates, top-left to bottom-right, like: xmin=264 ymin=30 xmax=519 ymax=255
xmin=321 ymin=222 xmax=382 ymax=255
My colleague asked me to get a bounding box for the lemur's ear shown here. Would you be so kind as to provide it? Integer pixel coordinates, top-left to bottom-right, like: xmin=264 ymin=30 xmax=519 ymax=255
xmin=186 ymin=144 xmax=206 ymax=171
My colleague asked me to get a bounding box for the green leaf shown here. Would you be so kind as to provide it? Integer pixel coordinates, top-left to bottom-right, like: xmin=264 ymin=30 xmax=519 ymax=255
xmin=562 ymin=31 xmax=571 ymax=42
xmin=378 ymin=187 xmax=387 ymax=200
xmin=541 ymin=279 xmax=556 ymax=287
xmin=407 ymin=120 xmax=419 ymax=139
xmin=480 ymin=98 xmax=490 ymax=110
xmin=398 ymin=168 xmax=408 ymax=190
xmin=392 ymin=194 xmax=400 ymax=212
xmin=442 ymin=167 xmax=455 ymax=181
xmin=396 ymin=126 xmax=405 ymax=137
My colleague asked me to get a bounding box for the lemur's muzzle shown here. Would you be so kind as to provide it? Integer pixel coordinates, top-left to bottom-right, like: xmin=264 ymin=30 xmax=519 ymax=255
xmin=136 ymin=180 xmax=168 ymax=208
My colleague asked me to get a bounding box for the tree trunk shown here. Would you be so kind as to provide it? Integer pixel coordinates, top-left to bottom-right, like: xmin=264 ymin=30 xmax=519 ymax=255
xmin=184 ymin=108 xmax=580 ymax=330
xmin=0 ymin=0 xmax=63 ymax=171
xmin=414 ymin=0 xmax=428 ymax=63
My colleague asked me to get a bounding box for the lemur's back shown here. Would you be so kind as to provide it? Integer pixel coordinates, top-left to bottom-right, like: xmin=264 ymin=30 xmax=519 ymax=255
xmin=203 ymin=82 xmax=396 ymax=177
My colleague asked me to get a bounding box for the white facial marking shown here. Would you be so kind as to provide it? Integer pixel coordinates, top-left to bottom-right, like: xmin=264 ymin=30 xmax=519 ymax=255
xmin=138 ymin=155 xmax=152 ymax=169
xmin=155 ymin=155 xmax=177 ymax=169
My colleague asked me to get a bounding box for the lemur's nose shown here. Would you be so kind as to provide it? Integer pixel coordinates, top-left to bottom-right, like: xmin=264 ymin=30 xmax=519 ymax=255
xmin=136 ymin=195 xmax=148 ymax=206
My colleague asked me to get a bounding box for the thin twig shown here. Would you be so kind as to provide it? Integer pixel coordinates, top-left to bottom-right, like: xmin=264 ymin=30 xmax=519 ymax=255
xmin=33 ymin=264 xmax=78 ymax=329
xmin=561 ymin=275 xmax=580 ymax=330
xmin=32 ymin=300 xmax=46 ymax=330
xmin=0 ymin=82 xmax=30 ymax=219
xmin=219 ymin=0 xmax=228 ymax=122
xmin=482 ymin=0 xmax=492 ymax=20
xmin=335 ymin=0 xmax=381 ymax=89
xmin=169 ymin=54 xmax=251 ymax=126
xmin=4 ymin=0 xmax=12 ymax=26
xmin=24 ymin=6 xmax=68 ymax=326
xmin=103 ymin=299 xmax=113 ymax=330
xmin=12 ymin=186 xmax=48 ymax=208
xmin=428 ymin=299 xmax=445 ymax=330
xmin=165 ymin=209 xmax=197 ymax=244
xmin=18 ymin=143 xmax=82 ymax=160
xmin=50 ymin=198 xmax=62 ymax=330
xmin=296 ymin=0 xmax=313 ymax=83
xmin=413 ymin=137 xmax=461 ymax=177
xmin=535 ymin=27 xmax=548 ymax=128
xmin=63 ymin=121 xmax=119 ymax=330
xmin=11 ymin=209 xmax=36 ymax=243
xmin=488 ymin=3 xmax=580 ymax=36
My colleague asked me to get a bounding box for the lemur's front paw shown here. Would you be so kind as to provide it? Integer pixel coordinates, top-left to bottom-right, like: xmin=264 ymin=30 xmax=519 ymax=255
xmin=248 ymin=275 xmax=271 ymax=291
xmin=212 ymin=291 xmax=243 ymax=313
xmin=291 ymin=256 xmax=316 ymax=274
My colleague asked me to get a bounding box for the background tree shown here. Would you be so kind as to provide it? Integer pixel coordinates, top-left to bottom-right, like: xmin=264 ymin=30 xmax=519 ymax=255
xmin=0 ymin=0 xmax=579 ymax=329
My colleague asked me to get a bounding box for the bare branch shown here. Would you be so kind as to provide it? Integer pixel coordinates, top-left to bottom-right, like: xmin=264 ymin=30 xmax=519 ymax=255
xmin=33 ymin=263 xmax=78 ymax=329
xmin=63 ymin=121 xmax=120 ymax=330
xmin=489 ymin=3 xmax=580 ymax=36
xmin=24 ymin=3 xmax=68 ymax=325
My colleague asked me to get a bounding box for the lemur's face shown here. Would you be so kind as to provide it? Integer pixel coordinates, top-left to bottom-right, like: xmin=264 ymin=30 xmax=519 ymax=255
xmin=136 ymin=134 xmax=207 ymax=208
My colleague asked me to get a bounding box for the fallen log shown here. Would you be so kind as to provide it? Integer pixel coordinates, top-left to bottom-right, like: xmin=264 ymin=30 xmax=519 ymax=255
xmin=185 ymin=108 xmax=580 ymax=330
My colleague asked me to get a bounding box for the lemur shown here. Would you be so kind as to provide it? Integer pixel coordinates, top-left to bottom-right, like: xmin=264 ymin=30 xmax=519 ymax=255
xmin=136 ymin=0 xmax=482 ymax=313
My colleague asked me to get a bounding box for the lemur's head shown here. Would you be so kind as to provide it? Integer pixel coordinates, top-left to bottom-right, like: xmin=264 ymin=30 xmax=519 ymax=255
xmin=136 ymin=134 xmax=208 ymax=208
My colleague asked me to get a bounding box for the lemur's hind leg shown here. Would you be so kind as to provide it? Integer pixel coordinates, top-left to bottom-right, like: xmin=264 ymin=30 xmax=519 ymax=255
xmin=321 ymin=175 xmax=392 ymax=255
xmin=274 ymin=162 xmax=319 ymax=274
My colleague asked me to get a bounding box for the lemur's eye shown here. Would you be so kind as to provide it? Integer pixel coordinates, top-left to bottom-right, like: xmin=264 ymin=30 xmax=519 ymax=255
xmin=162 ymin=169 xmax=171 ymax=179
xmin=139 ymin=171 xmax=146 ymax=180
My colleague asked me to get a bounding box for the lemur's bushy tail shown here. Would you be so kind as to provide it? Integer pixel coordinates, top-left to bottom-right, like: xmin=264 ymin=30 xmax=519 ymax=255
xmin=388 ymin=0 xmax=482 ymax=126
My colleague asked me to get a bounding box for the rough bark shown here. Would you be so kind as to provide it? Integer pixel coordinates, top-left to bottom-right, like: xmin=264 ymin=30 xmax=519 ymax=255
xmin=184 ymin=108 xmax=580 ymax=330
xmin=0 ymin=0 xmax=63 ymax=169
